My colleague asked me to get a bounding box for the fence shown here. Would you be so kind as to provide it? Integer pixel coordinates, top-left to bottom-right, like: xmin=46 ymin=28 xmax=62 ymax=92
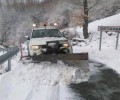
xmin=0 ymin=47 xmax=19 ymax=73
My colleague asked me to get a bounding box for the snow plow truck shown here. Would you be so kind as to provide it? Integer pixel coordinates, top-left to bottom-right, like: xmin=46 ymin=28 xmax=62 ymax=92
xmin=23 ymin=24 xmax=89 ymax=74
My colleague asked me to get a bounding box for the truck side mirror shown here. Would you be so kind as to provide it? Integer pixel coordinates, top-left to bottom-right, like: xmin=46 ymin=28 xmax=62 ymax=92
xmin=25 ymin=36 xmax=30 ymax=40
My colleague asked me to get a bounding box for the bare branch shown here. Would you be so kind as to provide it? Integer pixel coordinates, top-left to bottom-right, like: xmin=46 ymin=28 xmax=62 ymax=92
xmin=88 ymin=0 xmax=100 ymax=11
xmin=72 ymin=0 xmax=84 ymax=7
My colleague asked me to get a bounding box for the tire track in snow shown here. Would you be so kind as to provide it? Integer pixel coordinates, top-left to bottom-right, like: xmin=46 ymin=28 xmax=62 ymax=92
xmin=25 ymin=87 xmax=34 ymax=100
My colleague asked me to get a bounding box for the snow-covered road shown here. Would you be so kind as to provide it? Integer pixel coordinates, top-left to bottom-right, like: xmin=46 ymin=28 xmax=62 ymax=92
xmin=0 ymin=59 xmax=89 ymax=100
xmin=0 ymin=58 xmax=120 ymax=100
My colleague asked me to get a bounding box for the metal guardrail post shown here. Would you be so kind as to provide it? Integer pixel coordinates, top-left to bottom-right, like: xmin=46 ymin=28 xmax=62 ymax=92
xmin=8 ymin=58 xmax=11 ymax=71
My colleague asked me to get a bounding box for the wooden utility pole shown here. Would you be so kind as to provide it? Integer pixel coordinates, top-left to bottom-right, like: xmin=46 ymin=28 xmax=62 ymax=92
xmin=83 ymin=0 xmax=89 ymax=39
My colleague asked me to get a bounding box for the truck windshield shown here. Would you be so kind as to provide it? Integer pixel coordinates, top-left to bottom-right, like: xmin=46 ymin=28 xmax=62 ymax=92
xmin=32 ymin=29 xmax=63 ymax=38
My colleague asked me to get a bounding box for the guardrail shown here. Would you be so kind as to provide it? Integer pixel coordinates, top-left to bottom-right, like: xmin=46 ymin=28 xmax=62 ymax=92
xmin=0 ymin=47 xmax=19 ymax=73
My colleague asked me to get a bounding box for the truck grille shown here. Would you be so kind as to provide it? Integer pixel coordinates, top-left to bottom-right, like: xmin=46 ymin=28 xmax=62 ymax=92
xmin=59 ymin=44 xmax=62 ymax=47
xmin=41 ymin=45 xmax=46 ymax=48
xmin=41 ymin=44 xmax=62 ymax=49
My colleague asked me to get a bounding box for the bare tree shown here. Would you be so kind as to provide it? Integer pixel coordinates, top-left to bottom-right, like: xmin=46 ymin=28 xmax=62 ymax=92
xmin=72 ymin=0 xmax=100 ymax=39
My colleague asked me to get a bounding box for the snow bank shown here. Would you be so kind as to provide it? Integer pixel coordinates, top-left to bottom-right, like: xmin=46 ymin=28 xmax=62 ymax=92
xmin=0 ymin=50 xmax=6 ymax=56
xmin=73 ymin=13 xmax=120 ymax=74
xmin=89 ymin=13 xmax=120 ymax=32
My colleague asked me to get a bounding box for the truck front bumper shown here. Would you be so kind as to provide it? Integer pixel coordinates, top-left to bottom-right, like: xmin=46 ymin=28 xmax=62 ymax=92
xmin=29 ymin=47 xmax=70 ymax=56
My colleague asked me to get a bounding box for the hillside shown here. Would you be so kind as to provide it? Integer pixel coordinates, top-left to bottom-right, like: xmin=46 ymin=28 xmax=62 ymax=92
xmin=0 ymin=0 xmax=120 ymax=46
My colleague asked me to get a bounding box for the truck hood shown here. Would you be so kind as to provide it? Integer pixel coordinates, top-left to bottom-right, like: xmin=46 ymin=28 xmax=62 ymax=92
xmin=29 ymin=37 xmax=67 ymax=45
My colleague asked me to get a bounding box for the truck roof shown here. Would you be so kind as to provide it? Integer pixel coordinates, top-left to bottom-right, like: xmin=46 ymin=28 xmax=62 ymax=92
xmin=33 ymin=27 xmax=57 ymax=30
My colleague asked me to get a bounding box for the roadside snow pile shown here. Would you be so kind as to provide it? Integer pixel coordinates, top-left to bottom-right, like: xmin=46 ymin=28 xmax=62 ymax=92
xmin=0 ymin=51 xmax=4 ymax=56
xmin=0 ymin=50 xmax=6 ymax=56
xmin=73 ymin=13 xmax=120 ymax=74
xmin=11 ymin=61 xmax=88 ymax=86
xmin=0 ymin=45 xmax=5 ymax=49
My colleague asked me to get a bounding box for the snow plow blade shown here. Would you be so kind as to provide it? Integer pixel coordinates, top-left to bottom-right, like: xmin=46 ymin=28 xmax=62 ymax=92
xmin=32 ymin=53 xmax=89 ymax=72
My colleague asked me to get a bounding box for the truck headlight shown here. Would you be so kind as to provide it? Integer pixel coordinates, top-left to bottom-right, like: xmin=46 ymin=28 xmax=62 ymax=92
xmin=63 ymin=43 xmax=69 ymax=47
xmin=30 ymin=45 xmax=40 ymax=50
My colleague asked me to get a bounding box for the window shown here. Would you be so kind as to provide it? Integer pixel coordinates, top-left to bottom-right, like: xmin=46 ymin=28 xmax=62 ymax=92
xmin=32 ymin=29 xmax=63 ymax=38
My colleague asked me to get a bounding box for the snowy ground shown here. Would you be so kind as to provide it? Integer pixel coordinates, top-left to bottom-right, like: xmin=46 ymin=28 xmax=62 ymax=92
xmin=0 ymin=50 xmax=6 ymax=56
xmin=0 ymin=51 xmax=4 ymax=56
xmin=0 ymin=53 xmax=89 ymax=100
xmin=0 ymin=14 xmax=120 ymax=100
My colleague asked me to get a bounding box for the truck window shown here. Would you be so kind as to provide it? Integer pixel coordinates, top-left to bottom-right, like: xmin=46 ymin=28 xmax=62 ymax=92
xmin=32 ymin=29 xmax=63 ymax=38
